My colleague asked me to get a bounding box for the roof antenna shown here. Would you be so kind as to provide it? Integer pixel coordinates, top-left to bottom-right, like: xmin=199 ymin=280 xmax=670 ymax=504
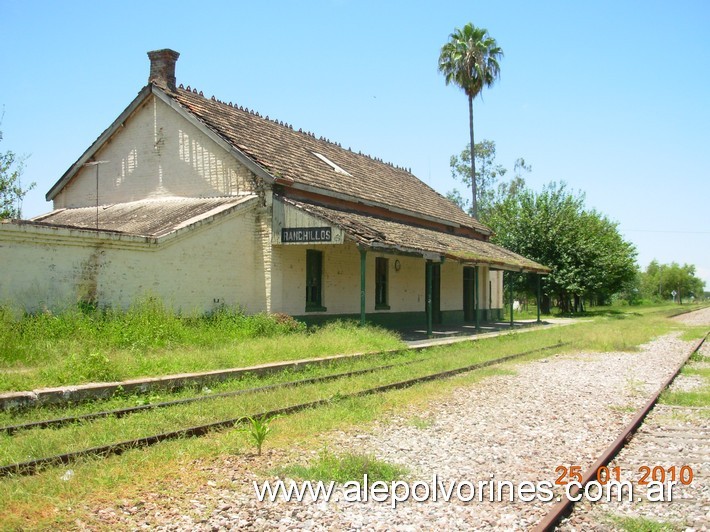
xmin=84 ymin=161 xmax=109 ymax=229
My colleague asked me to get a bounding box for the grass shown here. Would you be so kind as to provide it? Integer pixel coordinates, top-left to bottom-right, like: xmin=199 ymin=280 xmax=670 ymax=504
xmin=0 ymin=302 xmax=705 ymax=529
xmin=0 ymin=301 xmax=698 ymax=393
xmin=0 ymin=334 xmax=564 ymax=465
xmin=277 ymin=448 xmax=407 ymax=483
xmin=0 ymin=304 xmax=692 ymax=465
xmin=0 ymin=365 xmax=512 ymax=529
xmin=0 ymin=350 xmax=418 ymax=427
xmin=608 ymin=515 xmax=681 ymax=531
xmin=660 ymin=365 xmax=710 ymax=408
xmin=0 ymin=300 xmax=404 ymax=391
xmin=409 ymin=416 xmax=435 ymax=429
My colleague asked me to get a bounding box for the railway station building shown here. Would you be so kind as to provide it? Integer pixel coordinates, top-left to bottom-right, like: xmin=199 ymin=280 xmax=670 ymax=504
xmin=0 ymin=50 xmax=548 ymax=330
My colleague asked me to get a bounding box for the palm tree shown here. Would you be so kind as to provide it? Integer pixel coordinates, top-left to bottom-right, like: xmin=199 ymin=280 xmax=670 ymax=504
xmin=439 ymin=23 xmax=503 ymax=219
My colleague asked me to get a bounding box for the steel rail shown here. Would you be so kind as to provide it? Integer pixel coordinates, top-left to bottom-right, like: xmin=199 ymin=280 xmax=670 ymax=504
xmin=0 ymin=342 xmax=567 ymax=478
xmin=533 ymin=331 xmax=708 ymax=532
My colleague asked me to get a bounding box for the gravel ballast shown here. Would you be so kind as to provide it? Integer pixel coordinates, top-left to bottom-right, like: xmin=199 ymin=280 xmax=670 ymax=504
xmin=82 ymin=322 xmax=709 ymax=530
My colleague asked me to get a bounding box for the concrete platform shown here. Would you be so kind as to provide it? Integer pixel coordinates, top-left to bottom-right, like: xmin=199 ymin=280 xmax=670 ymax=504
xmin=0 ymin=318 xmax=575 ymax=411
xmin=401 ymin=318 xmax=576 ymax=347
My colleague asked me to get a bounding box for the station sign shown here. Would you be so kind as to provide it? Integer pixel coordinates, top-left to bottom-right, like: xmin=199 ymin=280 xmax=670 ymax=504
xmin=281 ymin=227 xmax=332 ymax=243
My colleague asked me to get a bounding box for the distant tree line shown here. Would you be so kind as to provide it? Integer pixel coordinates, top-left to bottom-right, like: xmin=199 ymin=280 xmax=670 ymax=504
xmin=637 ymin=261 xmax=706 ymax=303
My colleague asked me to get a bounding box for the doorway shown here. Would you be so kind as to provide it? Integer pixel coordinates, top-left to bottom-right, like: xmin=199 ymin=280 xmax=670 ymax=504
xmin=463 ymin=266 xmax=475 ymax=322
xmin=425 ymin=262 xmax=442 ymax=325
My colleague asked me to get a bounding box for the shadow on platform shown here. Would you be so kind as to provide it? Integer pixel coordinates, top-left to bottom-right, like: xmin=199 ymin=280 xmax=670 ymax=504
xmin=397 ymin=319 xmax=551 ymax=347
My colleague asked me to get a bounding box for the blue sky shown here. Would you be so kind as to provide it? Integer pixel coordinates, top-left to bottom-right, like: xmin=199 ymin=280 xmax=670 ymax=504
xmin=2 ymin=0 xmax=708 ymax=289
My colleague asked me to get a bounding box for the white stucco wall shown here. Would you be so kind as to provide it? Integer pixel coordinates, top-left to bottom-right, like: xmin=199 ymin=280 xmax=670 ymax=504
xmin=489 ymin=269 xmax=504 ymax=309
xmin=375 ymin=253 xmax=426 ymax=312
xmin=440 ymin=261 xmax=462 ymax=311
xmin=52 ymin=95 xmax=257 ymax=209
xmin=271 ymin=241 xmax=488 ymax=317
xmin=272 ymin=240 xmax=361 ymax=316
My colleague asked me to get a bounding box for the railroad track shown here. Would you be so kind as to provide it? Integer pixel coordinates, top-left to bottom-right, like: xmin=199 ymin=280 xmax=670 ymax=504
xmin=533 ymin=331 xmax=709 ymax=531
xmin=0 ymin=342 xmax=568 ymax=478
xmin=0 ymin=357 xmax=429 ymax=435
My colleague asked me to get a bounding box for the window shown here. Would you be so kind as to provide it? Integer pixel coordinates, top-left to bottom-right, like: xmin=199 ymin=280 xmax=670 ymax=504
xmin=375 ymin=257 xmax=389 ymax=309
xmin=306 ymin=250 xmax=325 ymax=311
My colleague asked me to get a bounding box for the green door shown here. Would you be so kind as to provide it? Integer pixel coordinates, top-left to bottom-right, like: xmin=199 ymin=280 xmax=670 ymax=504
xmin=425 ymin=263 xmax=442 ymax=325
xmin=463 ymin=266 xmax=475 ymax=322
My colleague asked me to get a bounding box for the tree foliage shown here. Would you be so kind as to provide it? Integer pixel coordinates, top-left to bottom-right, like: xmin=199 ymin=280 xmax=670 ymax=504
xmin=448 ymin=139 xmax=507 ymax=214
xmin=640 ymin=261 xmax=705 ymax=303
xmin=480 ymin=181 xmax=637 ymax=312
xmin=439 ymin=23 xmax=503 ymax=218
xmin=0 ymin=124 xmax=34 ymax=219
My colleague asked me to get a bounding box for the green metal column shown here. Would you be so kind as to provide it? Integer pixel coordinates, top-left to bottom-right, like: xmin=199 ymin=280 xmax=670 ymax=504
xmin=359 ymin=248 xmax=366 ymax=327
xmin=426 ymin=260 xmax=433 ymax=338
xmin=536 ymin=274 xmax=542 ymax=323
xmin=474 ymin=265 xmax=480 ymax=331
xmin=509 ymin=271 xmax=514 ymax=327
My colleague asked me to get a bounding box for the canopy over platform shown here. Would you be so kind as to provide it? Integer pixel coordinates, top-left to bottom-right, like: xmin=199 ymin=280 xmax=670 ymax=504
xmin=279 ymin=197 xmax=550 ymax=274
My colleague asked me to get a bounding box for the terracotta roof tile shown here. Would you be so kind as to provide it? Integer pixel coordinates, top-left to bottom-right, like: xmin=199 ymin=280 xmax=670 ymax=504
xmin=169 ymin=88 xmax=491 ymax=234
xmin=282 ymin=197 xmax=549 ymax=273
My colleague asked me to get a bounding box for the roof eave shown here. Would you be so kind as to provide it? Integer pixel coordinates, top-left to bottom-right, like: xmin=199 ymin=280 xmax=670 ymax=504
xmin=282 ymin=198 xmax=548 ymax=272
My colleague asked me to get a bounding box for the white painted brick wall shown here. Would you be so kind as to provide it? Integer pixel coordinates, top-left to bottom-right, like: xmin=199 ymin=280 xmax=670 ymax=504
xmin=53 ymin=95 xmax=256 ymax=209
xmin=0 ymin=206 xmax=267 ymax=314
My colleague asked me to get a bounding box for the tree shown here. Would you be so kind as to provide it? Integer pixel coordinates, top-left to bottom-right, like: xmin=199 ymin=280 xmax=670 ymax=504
xmin=640 ymin=261 xmax=705 ymax=303
xmin=439 ymin=23 xmax=503 ymax=219
xmin=0 ymin=122 xmax=34 ymax=219
xmin=481 ymin=181 xmax=637 ymax=313
xmin=448 ymin=139 xmax=507 ymax=215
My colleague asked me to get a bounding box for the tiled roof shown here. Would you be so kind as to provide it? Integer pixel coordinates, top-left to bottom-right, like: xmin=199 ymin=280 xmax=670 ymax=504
xmin=282 ymin=198 xmax=550 ymax=273
xmin=30 ymin=196 xmax=257 ymax=237
xmin=169 ymin=88 xmax=491 ymax=234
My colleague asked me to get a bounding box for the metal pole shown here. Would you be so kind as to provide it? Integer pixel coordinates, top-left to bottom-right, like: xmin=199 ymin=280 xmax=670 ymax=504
xmin=537 ymin=274 xmax=542 ymax=323
xmin=509 ymin=271 xmax=514 ymax=327
xmin=359 ymin=248 xmax=366 ymax=327
xmin=426 ymin=260 xmax=433 ymax=338
xmin=83 ymin=160 xmax=108 ymax=230
xmin=95 ymin=164 xmax=99 ymax=229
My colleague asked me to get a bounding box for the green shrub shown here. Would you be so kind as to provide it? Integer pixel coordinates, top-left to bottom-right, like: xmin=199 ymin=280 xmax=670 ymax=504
xmin=57 ymin=351 xmax=119 ymax=383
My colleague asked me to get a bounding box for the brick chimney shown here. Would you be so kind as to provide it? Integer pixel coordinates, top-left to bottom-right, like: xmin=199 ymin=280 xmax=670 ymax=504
xmin=147 ymin=49 xmax=180 ymax=91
